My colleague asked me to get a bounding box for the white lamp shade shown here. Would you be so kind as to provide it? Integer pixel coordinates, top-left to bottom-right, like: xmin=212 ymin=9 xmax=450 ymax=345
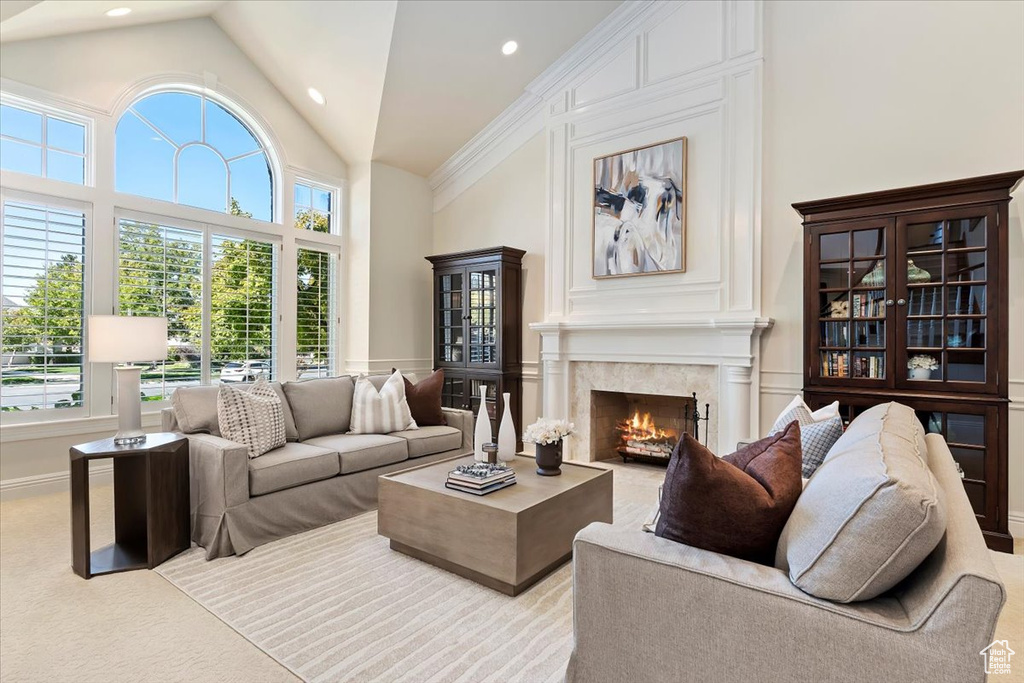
xmin=87 ymin=315 xmax=168 ymax=363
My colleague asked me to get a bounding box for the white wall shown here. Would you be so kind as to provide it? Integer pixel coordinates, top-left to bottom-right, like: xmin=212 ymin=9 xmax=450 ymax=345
xmin=433 ymin=132 xmax=547 ymax=432
xmin=759 ymin=0 xmax=1024 ymax=534
xmin=430 ymin=0 xmax=1024 ymax=534
xmin=366 ymin=162 xmax=433 ymax=372
xmin=0 ymin=17 xmax=349 ymax=495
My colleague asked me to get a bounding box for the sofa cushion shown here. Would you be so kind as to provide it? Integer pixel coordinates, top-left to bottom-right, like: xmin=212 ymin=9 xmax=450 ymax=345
xmin=654 ymin=424 xmax=803 ymax=565
xmin=775 ymin=402 xmax=947 ymax=602
xmin=218 ymin=378 xmax=286 ymax=458
xmin=770 ymin=402 xmax=844 ymax=478
xmin=389 ymin=425 xmax=462 ymax=458
xmin=304 ymin=433 xmax=408 ymax=474
xmin=395 ymin=369 xmax=446 ymax=426
xmin=349 ymin=371 xmax=417 ymax=434
xmin=173 ymin=382 xmax=297 ymax=441
xmin=282 ymin=376 xmax=354 ymax=440
xmin=248 ymin=442 xmax=339 ymax=496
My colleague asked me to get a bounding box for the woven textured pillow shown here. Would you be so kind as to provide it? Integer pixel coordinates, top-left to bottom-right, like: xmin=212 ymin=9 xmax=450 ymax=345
xmin=349 ymin=370 xmax=418 ymax=434
xmin=217 ymin=377 xmax=286 ymax=458
xmin=771 ymin=403 xmax=843 ymax=478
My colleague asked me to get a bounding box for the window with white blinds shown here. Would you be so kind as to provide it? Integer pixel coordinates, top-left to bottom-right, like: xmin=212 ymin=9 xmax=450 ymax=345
xmin=210 ymin=234 xmax=277 ymax=383
xmin=297 ymin=247 xmax=336 ymax=379
xmin=1 ymin=200 xmax=87 ymax=413
xmin=117 ymin=218 xmax=277 ymax=396
xmin=117 ymin=219 xmax=203 ymax=401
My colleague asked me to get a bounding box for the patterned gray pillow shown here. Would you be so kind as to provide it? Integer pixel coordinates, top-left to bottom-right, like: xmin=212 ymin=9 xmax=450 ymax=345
xmin=218 ymin=377 xmax=286 ymax=458
xmin=771 ymin=405 xmax=843 ymax=478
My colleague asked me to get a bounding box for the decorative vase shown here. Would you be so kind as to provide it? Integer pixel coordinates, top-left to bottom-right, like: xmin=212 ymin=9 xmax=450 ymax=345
xmin=497 ymin=392 xmax=516 ymax=462
xmin=861 ymin=262 xmax=885 ymax=287
xmin=535 ymin=440 xmax=563 ymax=476
xmin=474 ymin=385 xmax=492 ymax=462
xmin=909 ymin=368 xmax=933 ymax=380
xmin=907 ymin=259 xmax=931 ymax=283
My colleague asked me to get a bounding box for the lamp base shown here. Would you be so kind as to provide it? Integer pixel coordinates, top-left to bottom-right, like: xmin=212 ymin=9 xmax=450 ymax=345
xmin=114 ymin=365 xmax=145 ymax=446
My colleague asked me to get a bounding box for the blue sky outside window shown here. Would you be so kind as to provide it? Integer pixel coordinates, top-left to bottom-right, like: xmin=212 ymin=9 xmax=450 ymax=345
xmin=115 ymin=91 xmax=273 ymax=221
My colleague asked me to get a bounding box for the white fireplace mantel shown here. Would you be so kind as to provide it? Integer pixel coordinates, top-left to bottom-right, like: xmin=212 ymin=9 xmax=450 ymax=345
xmin=531 ymin=316 xmax=772 ymax=453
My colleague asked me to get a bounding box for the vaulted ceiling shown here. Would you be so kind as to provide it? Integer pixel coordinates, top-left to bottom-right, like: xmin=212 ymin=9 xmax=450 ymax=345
xmin=0 ymin=0 xmax=620 ymax=176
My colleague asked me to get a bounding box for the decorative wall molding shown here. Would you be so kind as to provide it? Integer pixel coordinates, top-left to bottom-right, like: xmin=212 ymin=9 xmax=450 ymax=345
xmin=0 ymin=411 xmax=163 ymax=444
xmin=1 ymin=463 xmax=112 ymax=502
xmin=1009 ymin=512 xmax=1023 ymax=539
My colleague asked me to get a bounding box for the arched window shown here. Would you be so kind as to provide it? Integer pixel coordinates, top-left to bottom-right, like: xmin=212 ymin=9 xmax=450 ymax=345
xmin=115 ymin=91 xmax=274 ymax=222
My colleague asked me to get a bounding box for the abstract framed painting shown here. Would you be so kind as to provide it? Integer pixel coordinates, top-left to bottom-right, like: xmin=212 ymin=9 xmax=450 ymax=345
xmin=592 ymin=136 xmax=687 ymax=279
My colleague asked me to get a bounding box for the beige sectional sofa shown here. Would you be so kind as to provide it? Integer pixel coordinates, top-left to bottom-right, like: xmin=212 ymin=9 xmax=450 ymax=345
xmin=161 ymin=374 xmax=473 ymax=559
xmin=566 ymin=403 xmax=1006 ymax=683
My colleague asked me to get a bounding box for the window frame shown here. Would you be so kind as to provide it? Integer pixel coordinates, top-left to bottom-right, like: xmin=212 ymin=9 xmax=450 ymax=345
xmin=0 ymin=94 xmax=93 ymax=187
xmin=114 ymin=87 xmax=279 ymax=224
xmin=0 ymin=189 xmax=92 ymax=423
xmin=295 ymin=241 xmax=340 ymax=379
xmin=293 ymin=178 xmax=338 ymax=235
xmin=113 ymin=208 xmax=283 ymax=411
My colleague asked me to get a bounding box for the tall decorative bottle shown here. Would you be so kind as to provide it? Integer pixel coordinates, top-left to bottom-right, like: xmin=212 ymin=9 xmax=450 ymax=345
xmin=474 ymin=385 xmax=492 ymax=462
xmin=497 ymin=392 xmax=516 ymax=462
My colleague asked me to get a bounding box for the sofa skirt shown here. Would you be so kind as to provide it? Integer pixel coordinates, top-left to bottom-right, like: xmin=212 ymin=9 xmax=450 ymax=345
xmin=193 ymin=448 xmax=467 ymax=559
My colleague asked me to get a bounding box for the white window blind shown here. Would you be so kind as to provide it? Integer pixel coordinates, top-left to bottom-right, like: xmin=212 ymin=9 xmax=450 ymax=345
xmin=1 ymin=200 xmax=86 ymax=413
xmin=297 ymin=247 xmax=336 ymax=379
xmin=117 ymin=219 xmax=203 ymax=401
xmin=210 ymin=234 xmax=277 ymax=382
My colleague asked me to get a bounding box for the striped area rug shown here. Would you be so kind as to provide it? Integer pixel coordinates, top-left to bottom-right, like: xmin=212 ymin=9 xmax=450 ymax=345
xmin=156 ymin=501 xmax=650 ymax=683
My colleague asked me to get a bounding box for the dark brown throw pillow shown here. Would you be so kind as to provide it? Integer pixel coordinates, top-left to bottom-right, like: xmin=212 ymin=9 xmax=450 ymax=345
xmin=654 ymin=422 xmax=803 ymax=565
xmin=394 ymin=368 xmax=446 ymax=426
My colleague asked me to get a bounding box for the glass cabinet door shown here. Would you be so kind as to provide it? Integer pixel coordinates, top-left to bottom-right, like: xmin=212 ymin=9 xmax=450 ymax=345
xmin=896 ymin=207 xmax=996 ymax=392
xmin=435 ymin=270 xmax=465 ymax=366
xmin=466 ymin=268 xmax=499 ymax=368
xmin=811 ymin=220 xmax=891 ymax=385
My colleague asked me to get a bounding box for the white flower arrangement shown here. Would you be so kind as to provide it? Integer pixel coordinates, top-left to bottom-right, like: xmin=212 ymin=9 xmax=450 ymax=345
xmin=907 ymin=354 xmax=939 ymax=371
xmin=523 ymin=418 xmax=576 ymax=445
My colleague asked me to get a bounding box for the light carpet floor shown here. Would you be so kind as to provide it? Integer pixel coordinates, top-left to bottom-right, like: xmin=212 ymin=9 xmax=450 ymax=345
xmin=1 ymin=461 xmax=1022 ymax=683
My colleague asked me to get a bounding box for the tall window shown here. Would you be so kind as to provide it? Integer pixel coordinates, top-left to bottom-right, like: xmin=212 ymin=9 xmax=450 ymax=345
xmin=0 ymin=103 xmax=87 ymax=184
xmin=297 ymin=247 xmax=336 ymax=378
xmin=117 ymin=217 xmax=277 ymax=399
xmin=294 ymin=180 xmax=334 ymax=233
xmin=1 ymin=199 xmax=86 ymax=413
xmin=115 ymin=91 xmax=273 ymax=222
xmin=117 ymin=219 xmax=203 ymax=400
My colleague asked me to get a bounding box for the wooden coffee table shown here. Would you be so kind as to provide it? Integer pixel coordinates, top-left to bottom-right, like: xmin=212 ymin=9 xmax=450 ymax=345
xmin=378 ymin=454 xmax=612 ymax=595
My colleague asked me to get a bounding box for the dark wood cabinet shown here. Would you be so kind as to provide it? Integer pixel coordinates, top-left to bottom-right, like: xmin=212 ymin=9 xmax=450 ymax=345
xmin=427 ymin=247 xmax=525 ymax=449
xmin=795 ymin=171 xmax=1023 ymax=552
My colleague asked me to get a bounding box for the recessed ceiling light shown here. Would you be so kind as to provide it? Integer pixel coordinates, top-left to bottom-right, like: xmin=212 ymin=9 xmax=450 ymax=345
xmin=501 ymin=40 xmax=518 ymax=56
xmin=307 ymin=87 xmax=326 ymax=105
xmin=105 ymin=7 xmax=131 ymax=17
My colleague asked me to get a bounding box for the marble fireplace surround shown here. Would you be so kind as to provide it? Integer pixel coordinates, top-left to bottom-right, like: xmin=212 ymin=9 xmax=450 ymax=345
xmin=572 ymin=362 xmax=719 ymax=460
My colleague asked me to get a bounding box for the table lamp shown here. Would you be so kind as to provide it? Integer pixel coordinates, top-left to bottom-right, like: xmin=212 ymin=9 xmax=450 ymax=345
xmin=87 ymin=315 xmax=168 ymax=445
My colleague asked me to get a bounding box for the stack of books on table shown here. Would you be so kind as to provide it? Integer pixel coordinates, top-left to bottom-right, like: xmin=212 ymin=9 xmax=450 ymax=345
xmin=445 ymin=462 xmax=516 ymax=495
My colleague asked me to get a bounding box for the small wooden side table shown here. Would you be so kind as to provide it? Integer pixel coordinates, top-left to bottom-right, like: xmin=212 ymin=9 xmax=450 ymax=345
xmin=70 ymin=433 xmax=189 ymax=579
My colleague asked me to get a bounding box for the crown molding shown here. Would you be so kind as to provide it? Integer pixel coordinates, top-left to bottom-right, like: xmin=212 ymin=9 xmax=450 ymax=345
xmin=428 ymin=0 xmax=663 ymax=212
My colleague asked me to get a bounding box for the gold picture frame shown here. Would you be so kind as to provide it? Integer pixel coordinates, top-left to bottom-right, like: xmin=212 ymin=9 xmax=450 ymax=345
xmin=592 ymin=136 xmax=687 ymax=279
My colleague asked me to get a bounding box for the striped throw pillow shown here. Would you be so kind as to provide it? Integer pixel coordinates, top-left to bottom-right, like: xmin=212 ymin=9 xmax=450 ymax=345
xmin=349 ymin=370 xmax=418 ymax=434
xmin=217 ymin=377 xmax=286 ymax=458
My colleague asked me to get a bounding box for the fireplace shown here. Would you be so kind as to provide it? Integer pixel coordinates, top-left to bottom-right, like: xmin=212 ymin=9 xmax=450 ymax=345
xmin=590 ymin=390 xmax=698 ymax=464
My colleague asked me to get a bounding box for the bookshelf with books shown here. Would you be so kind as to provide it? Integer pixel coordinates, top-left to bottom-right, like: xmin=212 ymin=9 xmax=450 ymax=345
xmin=795 ymin=171 xmax=1023 ymax=552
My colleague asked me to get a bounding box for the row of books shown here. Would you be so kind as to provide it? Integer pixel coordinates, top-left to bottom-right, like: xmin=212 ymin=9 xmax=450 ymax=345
xmin=445 ymin=462 xmax=516 ymax=496
xmin=821 ymin=352 xmax=885 ymax=379
xmin=821 ymin=321 xmax=884 ymax=347
xmin=851 ymin=292 xmax=886 ymax=318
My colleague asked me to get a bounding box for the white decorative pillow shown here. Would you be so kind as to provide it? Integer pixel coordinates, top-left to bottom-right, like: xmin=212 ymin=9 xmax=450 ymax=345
xmin=217 ymin=377 xmax=286 ymax=458
xmin=349 ymin=370 xmax=418 ymax=434
xmin=771 ymin=396 xmax=844 ymax=478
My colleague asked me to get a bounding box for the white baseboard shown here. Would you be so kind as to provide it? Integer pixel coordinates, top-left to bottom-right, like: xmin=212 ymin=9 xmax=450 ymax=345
xmin=1009 ymin=511 xmax=1023 ymax=540
xmin=0 ymin=463 xmax=112 ymax=502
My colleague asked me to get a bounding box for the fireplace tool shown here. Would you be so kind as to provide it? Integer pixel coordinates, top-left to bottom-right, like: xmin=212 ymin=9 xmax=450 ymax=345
xmin=692 ymin=392 xmax=710 ymax=446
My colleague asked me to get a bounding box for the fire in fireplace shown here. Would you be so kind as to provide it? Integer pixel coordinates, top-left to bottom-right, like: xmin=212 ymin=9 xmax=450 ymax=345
xmin=590 ymin=390 xmax=702 ymax=464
